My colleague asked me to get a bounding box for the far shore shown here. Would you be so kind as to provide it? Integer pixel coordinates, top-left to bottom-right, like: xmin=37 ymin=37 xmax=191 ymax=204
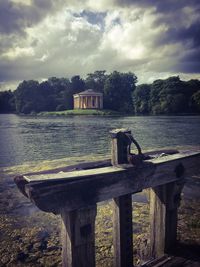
xmin=0 ymin=110 xmax=200 ymax=117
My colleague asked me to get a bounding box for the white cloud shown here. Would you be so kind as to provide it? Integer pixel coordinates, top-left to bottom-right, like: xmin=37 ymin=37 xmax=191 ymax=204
xmin=0 ymin=0 xmax=200 ymax=91
xmin=2 ymin=46 xmax=35 ymax=59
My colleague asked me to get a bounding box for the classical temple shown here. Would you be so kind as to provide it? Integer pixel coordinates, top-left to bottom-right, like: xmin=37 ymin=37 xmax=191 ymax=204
xmin=73 ymin=89 xmax=103 ymax=109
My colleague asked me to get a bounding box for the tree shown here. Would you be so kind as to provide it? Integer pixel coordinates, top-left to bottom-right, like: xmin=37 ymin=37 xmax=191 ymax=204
xmin=149 ymin=76 xmax=196 ymax=114
xmin=71 ymin=75 xmax=85 ymax=94
xmin=159 ymin=94 xmax=188 ymax=114
xmin=149 ymin=79 xmax=165 ymax=114
xmin=0 ymin=90 xmax=15 ymax=113
xmin=47 ymin=77 xmax=72 ymax=111
xmin=133 ymin=84 xmax=151 ymax=114
xmin=103 ymin=71 xmax=137 ymax=113
xmin=85 ymin=70 xmax=107 ymax=92
xmin=191 ymin=90 xmax=200 ymax=112
xmin=14 ymin=80 xmax=43 ymax=114
xmin=4 ymin=73 xmax=200 ymax=115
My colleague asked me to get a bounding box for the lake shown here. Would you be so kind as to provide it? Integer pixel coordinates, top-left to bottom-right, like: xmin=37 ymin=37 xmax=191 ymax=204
xmin=0 ymin=114 xmax=200 ymax=167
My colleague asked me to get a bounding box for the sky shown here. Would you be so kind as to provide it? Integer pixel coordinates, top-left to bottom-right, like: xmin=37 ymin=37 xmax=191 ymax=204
xmin=0 ymin=0 xmax=200 ymax=91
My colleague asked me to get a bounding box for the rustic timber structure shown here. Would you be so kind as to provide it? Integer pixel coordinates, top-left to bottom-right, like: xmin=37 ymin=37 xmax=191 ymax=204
xmin=14 ymin=129 xmax=200 ymax=267
xmin=73 ymin=89 xmax=103 ymax=109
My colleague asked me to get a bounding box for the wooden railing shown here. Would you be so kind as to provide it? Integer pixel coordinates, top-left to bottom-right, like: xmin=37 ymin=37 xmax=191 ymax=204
xmin=14 ymin=129 xmax=200 ymax=267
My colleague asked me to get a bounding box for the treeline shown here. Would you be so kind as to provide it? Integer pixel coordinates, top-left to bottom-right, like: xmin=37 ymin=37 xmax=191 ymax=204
xmin=0 ymin=71 xmax=136 ymax=114
xmin=134 ymin=76 xmax=200 ymax=114
xmin=0 ymin=71 xmax=200 ymax=114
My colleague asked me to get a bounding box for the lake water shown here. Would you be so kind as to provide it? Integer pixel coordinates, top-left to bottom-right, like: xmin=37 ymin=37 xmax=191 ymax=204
xmin=0 ymin=114 xmax=200 ymax=167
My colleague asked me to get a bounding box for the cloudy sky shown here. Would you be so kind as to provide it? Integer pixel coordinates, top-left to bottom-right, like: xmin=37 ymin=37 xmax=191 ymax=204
xmin=0 ymin=0 xmax=200 ymax=91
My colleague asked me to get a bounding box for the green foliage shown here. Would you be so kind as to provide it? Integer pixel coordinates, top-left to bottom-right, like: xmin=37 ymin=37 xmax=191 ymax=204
xmin=191 ymin=90 xmax=200 ymax=111
xmin=103 ymin=71 xmax=137 ymax=113
xmin=133 ymin=76 xmax=200 ymax=115
xmin=12 ymin=76 xmax=85 ymax=114
xmin=14 ymin=80 xmax=41 ymax=114
xmin=71 ymin=75 xmax=85 ymax=93
xmin=0 ymin=90 xmax=15 ymax=113
xmin=85 ymin=70 xmax=107 ymax=92
xmin=133 ymin=84 xmax=151 ymax=114
xmin=1 ymin=72 xmax=200 ymax=115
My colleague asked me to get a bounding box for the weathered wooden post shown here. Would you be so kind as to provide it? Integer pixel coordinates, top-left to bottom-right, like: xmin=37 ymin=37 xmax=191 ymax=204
xmin=149 ymin=165 xmax=185 ymax=258
xmin=110 ymin=129 xmax=134 ymax=267
xmin=61 ymin=205 xmax=97 ymax=267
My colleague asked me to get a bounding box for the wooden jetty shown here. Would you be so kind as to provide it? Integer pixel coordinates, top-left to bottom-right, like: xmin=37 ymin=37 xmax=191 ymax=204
xmin=14 ymin=129 xmax=200 ymax=267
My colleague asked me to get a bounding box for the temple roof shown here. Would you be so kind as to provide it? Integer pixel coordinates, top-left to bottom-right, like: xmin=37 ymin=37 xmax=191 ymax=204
xmin=74 ymin=89 xmax=103 ymax=96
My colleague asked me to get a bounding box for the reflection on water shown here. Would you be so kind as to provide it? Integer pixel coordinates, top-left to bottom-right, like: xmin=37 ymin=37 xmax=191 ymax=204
xmin=0 ymin=114 xmax=200 ymax=167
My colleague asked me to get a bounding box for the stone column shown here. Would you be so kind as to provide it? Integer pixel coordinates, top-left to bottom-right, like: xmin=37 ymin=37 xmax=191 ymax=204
xmin=86 ymin=96 xmax=88 ymax=109
xmin=100 ymin=96 xmax=103 ymax=109
xmin=95 ymin=96 xmax=99 ymax=108
xmin=81 ymin=96 xmax=83 ymax=109
xmin=91 ymin=96 xmax=94 ymax=108
xmin=78 ymin=96 xmax=81 ymax=109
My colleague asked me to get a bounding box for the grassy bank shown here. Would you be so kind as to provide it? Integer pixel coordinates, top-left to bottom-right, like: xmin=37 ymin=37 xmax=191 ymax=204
xmin=38 ymin=109 xmax=122 ymax=116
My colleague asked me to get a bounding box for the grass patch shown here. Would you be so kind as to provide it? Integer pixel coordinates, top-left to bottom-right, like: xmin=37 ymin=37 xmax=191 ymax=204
xmin=38 ymin=109 xmax=121 ymax=116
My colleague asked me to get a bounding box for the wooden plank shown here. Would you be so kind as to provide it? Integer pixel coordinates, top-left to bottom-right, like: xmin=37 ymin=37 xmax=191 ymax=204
xmin=14 ymin=151 xmax=200 ymax=213
xmin=61 ymin=205 xmax=97 ymax=267
xmin=25 ymin=159 xmax=111 ymax=176
xmin=22 ymin=149 xmax=178 ymax=177
xmin=23 ymin=166 xmax=125 ymax=183
xmin=16 ymin=162 xmax=154 ymax=213
xmin=21 ymin=150 xmax=200 ymax=183
xmin=141 ymin=255 xmax=172 ymax=267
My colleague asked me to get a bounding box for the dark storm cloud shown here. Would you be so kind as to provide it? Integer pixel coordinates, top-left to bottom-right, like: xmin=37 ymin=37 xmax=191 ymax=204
xmin=0 ymin=57 xmax=29 ymax=81
xmin=0 ymin=0 xmax=61 ymax=35
xmin=156 ymin=21 xmax=200 ymax=49
xmin=116 ymin=0 xmax=200 ymax=13
xmin=176 ymin=48 xmax=200 ymax=73
xmin=115 ymin=0 xmax=200 ymax=74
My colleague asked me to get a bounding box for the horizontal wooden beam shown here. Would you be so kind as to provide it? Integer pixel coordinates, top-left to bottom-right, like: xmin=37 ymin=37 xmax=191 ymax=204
xmin=14 ymin=150 xmax=200 ymax=213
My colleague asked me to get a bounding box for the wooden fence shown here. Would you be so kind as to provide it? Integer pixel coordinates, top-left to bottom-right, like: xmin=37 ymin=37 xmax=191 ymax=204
xmin=14 ymin=129 xmax=200 ymax=267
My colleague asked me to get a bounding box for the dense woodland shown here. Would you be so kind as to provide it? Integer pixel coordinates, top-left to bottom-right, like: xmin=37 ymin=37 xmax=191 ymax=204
xmin=0 ymin=71 xmax=200 ymax=114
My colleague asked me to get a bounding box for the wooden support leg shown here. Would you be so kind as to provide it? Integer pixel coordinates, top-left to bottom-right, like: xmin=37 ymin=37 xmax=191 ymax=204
xmin=113 ymin=194 xmax=133 ymax=267
xmin=149 ymin=180 xmax=184 ymax=259
xmin=61 ymin=205 xmax=97 ymax=267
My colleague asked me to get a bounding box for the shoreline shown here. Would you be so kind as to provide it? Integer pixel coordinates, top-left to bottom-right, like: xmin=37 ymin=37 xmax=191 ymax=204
xmin=1 ymin=111 xmax=200 ymax=117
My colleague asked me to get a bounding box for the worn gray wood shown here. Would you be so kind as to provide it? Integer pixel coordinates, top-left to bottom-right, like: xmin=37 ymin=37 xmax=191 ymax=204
xmin=61 ymin=205 xmax=97 ymax=267
xmin=15 ymin=150 xmax=200 ymax=213
xmin=113 ymin=195 xmax=133 ymax=267
xmin=110 ymin=128 xmax=131 ymax=165
xmin=149 ymin=180 xmax=184 ymax=259
xmin=111 ymin=129 xmax=134 ymax=267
